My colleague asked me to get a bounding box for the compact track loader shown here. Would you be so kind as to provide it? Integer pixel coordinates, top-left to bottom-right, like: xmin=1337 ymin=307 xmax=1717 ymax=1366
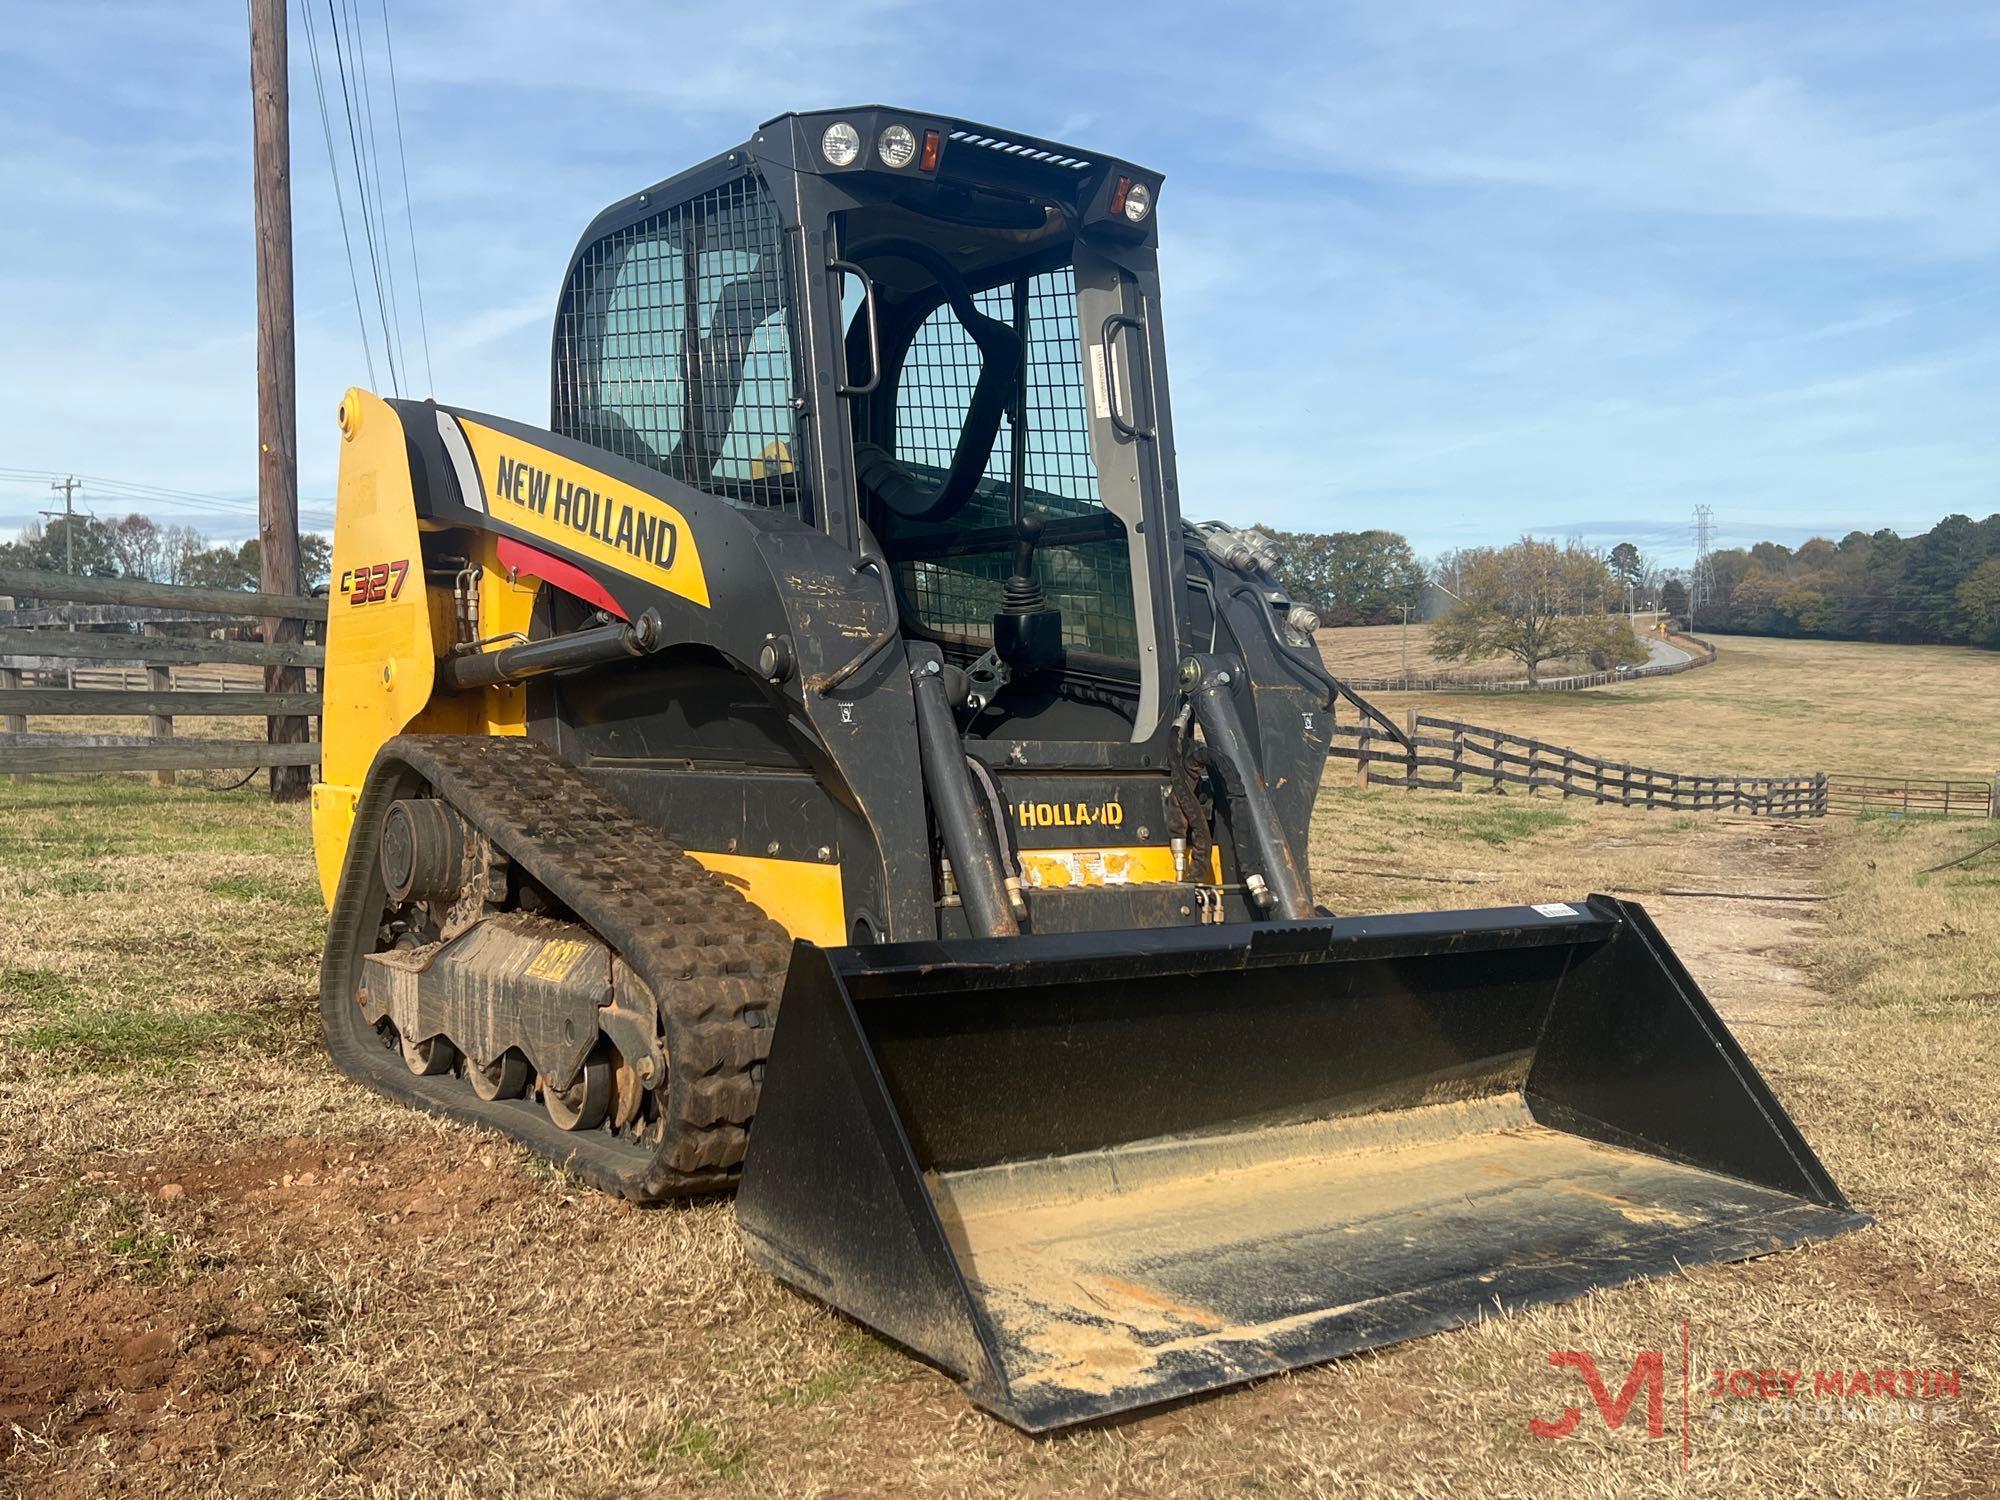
xmin=313 ymin=107 xmax=1865 ymax=1430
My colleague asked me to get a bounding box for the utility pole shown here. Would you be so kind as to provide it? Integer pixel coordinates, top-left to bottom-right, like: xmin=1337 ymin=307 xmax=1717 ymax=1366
xmin=251 ymin=0 xmax=309 ymax=802
xmin=41 ymin=476 xmax=82 ymax=575
xmin=1400 ymin=603 xmax=1413 ymax=679
xmin=39 ymin=476 xmax=85 ymax=688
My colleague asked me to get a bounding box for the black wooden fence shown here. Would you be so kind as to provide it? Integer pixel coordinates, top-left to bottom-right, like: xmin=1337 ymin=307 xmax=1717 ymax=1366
xmin=1330 ymin=710 xmax=1828 ymax=817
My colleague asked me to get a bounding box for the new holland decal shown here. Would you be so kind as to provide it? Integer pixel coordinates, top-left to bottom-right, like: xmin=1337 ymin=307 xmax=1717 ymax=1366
xmin=455 ymin=419 xmax=711 ymax=608
xmin=1016 ymin=800 xmax=1126 ymax=830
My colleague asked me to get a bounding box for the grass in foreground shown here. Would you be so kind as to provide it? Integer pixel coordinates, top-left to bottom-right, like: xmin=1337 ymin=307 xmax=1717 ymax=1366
xmin=0 ymin=780 xmax=322 ymax=1080
xmin=2 ymin=776 xmax=1997 ymax=1496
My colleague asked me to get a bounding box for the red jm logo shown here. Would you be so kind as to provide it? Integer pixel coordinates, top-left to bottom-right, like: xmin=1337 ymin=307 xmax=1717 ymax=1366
xmin=1530 ymin=1350 xmax=1666 ymax=1440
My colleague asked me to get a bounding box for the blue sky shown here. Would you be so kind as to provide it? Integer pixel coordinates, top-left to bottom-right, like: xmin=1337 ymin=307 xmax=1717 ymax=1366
xmin=2 ymin=1 xmax=1995 ymax=570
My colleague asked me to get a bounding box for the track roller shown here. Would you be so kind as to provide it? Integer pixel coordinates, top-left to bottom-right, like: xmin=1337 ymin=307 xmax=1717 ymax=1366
xmin=401 ymin=1032 xmax=458 ymax=1076
xmin=468 ymin=1049 xmax=531 ymax=1101
xmin=545 ymin=1046 xmax=614 ymax=1132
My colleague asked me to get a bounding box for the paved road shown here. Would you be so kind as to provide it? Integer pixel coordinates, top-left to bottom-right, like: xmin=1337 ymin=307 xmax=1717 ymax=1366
xmin=1642 ymin=634 xmax=1694 ymax=669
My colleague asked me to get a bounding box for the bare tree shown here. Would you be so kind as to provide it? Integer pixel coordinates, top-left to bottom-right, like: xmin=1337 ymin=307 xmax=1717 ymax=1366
xmin=108 ymin=513 xmax=167 ymax=579
xmin=1430 ymin=537 xmax=1649 ymax=685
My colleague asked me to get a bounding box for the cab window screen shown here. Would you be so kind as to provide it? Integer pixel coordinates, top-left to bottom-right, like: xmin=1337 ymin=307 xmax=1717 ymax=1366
xmin=553 ymin=174 xmax=803 ymax=515
xmin=890 ymin=266 xmax=1138 ymax=661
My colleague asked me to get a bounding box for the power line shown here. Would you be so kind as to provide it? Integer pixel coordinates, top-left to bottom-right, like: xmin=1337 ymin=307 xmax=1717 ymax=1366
xmin=1 ymin=469 xmax=266 ymax=523
xmin=345 ymin=0 xmax=406 ymax=382
xmin=297 ymin=0 xmax=378 ymax=391
xmin=325 ymin=0 xmax=401 ymax=395
xmin=378 ymin=0 xmax=433 ymax=393
xmin=0 ymin=469 xmax=336 ymax=531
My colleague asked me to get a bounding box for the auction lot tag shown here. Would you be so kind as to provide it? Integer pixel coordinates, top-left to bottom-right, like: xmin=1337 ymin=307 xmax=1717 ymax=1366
xmin=1532 ymin=902 xmax=1579 ymax=918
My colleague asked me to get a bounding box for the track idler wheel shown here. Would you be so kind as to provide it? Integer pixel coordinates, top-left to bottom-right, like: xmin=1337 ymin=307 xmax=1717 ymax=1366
xmin=380 ymin=797 xmax=481 ymax=904
xmin=544 ymin=1046 xmax=614 ymax=1132
xmin=468 ymin=1049 xmax=531 ymax=1101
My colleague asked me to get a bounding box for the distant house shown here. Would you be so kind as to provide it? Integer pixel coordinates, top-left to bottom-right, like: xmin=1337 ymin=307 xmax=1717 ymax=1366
xmin=1416 ymin=581 xmax=1461 ymax=622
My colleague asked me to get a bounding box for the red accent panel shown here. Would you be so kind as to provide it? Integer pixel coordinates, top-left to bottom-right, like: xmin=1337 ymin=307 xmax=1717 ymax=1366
xmin=495 ymin=536 xmax=628 ymax=620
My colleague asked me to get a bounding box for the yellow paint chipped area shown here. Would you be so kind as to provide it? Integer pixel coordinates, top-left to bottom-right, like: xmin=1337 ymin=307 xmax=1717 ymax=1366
xmin=1018 ymin=846 xmax=1225 ymax=888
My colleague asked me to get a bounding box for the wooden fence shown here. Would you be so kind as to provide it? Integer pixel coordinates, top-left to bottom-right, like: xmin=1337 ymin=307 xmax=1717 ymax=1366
xmin=0 ymin=566 xmax=324 ymax=782
xmin=1339 ymin=631 xmax=1718 ymax=694
xmin=1331 ymin=710 xmax=1828 ymax=817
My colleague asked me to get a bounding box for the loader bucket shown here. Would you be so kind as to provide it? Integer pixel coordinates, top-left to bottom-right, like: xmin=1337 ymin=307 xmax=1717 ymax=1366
xmin=735 ymin=896 xmax=1866 ymax=1431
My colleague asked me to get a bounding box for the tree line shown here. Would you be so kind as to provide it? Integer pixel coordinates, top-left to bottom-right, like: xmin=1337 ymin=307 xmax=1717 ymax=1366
xmin=1252 ymin=523 xmax=1647 ymax=684
xmin=1678 ymin=514 xmax=2000 ymax=649
xmin=0 ymin=512 xmax=332 ymax=592
xmin=1252 ymin=527 xmax=1428 ymax=625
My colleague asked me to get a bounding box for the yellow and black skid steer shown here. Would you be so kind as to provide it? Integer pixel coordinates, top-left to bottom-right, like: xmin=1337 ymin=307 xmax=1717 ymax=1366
xmin=312 ymin=106 xmax=1866 ymax=1430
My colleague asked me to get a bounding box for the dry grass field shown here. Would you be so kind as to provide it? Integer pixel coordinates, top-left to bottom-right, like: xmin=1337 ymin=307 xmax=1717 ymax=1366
xmin=1345 ymin=631 xmax=2000 ymax=778
xmin=1315 ymin=621 xmax=1488 ymax=678
xmin=1312 ymin=617 xmax=1664 ymax=682
xmin=5 ymin=635 xmax=2000 ymax=1495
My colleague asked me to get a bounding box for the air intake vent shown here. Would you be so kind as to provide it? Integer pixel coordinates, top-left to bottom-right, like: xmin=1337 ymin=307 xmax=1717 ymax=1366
xmin=947 ymin=130 xmax=1091 ymax=171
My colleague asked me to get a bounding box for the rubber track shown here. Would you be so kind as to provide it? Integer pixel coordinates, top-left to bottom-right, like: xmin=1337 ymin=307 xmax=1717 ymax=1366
xmin=320 ymin=734 xmax=792 ymax=1200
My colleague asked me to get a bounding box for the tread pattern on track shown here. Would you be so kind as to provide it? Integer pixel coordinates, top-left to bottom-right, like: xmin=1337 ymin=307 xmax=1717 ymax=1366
xmin=324 ymin=734 xmax=793 ymax=1200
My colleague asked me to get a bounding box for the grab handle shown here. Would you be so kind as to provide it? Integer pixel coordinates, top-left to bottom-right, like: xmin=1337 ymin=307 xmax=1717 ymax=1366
xmin=1099 ymin=310 xmax=1156 ymax=440
xmin=832 ymin=260 xmax=881 ymax=397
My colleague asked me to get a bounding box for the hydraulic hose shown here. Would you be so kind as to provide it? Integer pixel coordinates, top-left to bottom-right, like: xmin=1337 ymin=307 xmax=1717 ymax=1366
xmin=911 ymin=658 xmax=1020 ymax=938
xmin=1185 ymin=653 xmax=1315 ymax=921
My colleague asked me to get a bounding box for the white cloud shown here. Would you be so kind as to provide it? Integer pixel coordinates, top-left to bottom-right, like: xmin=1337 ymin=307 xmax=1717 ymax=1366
xmin=0 ymin=0 xmax=1994 ymax=562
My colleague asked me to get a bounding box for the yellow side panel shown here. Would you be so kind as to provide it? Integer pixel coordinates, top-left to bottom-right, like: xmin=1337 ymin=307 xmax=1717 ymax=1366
xmin=687 ymin=853 xmax=844 ymax=947
xmin=311 ymin=389 xmax=437 ymax=906
xmin=1019 ymin=846 xmax=1224 ymax=889
xmin=455 ymin=419 xmax=711 ymax=608
xmin=477 ymin=532 xmax=540 ymax=734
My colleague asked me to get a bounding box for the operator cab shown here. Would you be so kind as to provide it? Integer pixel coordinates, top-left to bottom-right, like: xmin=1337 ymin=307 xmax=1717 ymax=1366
xmin=549 ymin=108 xmax=1181 ymax=743
xmin=827 ymin=125 xmax=1162 ymax=740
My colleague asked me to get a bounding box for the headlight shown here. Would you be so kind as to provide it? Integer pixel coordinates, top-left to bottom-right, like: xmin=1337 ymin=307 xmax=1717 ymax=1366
xmin=821 ymin=121 xmax=861 ymax=167
xmin=877 ymin=123 xmax=917 ymax=169
xmin=1123 ymin=182 xmax=1152 ymax=222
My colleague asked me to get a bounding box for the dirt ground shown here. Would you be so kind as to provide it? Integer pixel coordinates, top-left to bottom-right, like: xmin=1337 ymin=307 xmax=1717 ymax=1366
xmin=4 ymin=766 xmax=1999 ymax=1494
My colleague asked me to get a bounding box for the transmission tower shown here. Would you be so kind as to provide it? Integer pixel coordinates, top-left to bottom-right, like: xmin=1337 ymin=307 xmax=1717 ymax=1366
xmin=1690 ymin=504 xmax=1714 ymax=629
